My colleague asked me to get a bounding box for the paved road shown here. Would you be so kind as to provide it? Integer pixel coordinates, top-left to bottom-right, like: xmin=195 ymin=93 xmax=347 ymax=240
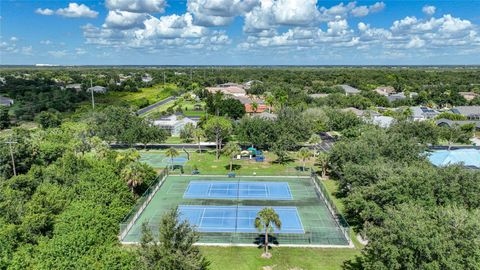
xmin=137 ymin=96 xmax=176 ymax=115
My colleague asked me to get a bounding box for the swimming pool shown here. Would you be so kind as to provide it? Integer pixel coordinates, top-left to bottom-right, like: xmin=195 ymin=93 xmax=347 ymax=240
xmin=428 ymin=149 xmax=480 ymax=168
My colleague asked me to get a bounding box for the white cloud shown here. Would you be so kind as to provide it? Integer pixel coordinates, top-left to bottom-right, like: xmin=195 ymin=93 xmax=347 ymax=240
xmin=105 ymin=0 xmax=166 ymax=13
xmin=48 ymin=50 xmax=68 ymax=58
xmin=104 ymin=10 xmax=147 ymax=29
xmin=40 ymin=40 xmax=52 ymax=45
xmin=244 ymin=0 xmax=321 ymax=33
xmin=351 ymin=2 xmax=385 ymax=17
xmin=56 ymin=3 xmax=98 ymax=18
xmin=35 ymin=8 xmax=54 ymax=16
xmin=75 ymin=48 xmax=87 ymax=55
xmin=10 ymin=37 xmax=18 ymax=42
xmin=187 ymin=0 xmax=259 ymax=26
xmin=36 ymin=3 xmax=98 ymax=18
xmin=422 ymin=5 xmax=436 ymax=16
xmin=405 ymin=36 xmax=425 ymax=48
xmin=21 ymin=46 xmax=33 ymax=55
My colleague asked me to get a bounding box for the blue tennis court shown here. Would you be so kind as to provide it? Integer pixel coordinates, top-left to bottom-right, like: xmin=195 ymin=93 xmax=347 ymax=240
xmin=183 ymin=181 xmax=293 ymax=200
xmin=179 ymin=205 xmax=304 ymax=234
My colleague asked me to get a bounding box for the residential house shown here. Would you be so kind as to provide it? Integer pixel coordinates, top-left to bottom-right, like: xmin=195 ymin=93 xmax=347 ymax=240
xmin=65 ymin=83 xmax=82 ymax=91
xmin=411 ymin=106 xmax=439 ymax=121
xmin=374 ymin=86 xmax=396 ymax=96
xmin=87 ymin=86 xmax=107 ymax=93
xmin=458 ymin=92 xmax=478 ymax=101
xmin=206 ymin=85 xmax=246 ymax=97
xmin=436 ymin=118 xmax=480 ymax=130
xmin=340 ymin=107 xmax=365 ymax=117
xmin=153 ymin=115 xmax=197 ymax=136
xmin=370 ymin=115 xmax=395 ymax=128
xmin=451 ymin=106 xmax=480 ymax=120
xmin=142 ymin=74 xmax=153 ymax=83
xmin=251 ymin=112 xmax=277 ymax=120
xmin=0 ymin=96 xmax=14 ymax=106
xmin=338 ymin=84 xmax=361 ymax=96
xmin=232 ymin=96 xmax=271 ymax=114
xmin=243 ymin=80 xmax=262 ymax=89
xmin=309 ymin=93 xmax=330 ymax=99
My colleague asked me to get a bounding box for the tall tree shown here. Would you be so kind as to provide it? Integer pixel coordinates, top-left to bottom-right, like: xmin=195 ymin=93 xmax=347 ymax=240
xmin=120 ymin=162 xmax=154 ymax=196
xmin=165 ymin=147 xmax=179 ymax=169
xmin=0 ymin=106 xmax=11 ymax=130
xmin=255 ymin=207 xmax=282 ymax=258
xmin=139 ymin=208 xmax=209 ymax=270
xmin=193 ymin=127 xmax=205 ymax=153
xmin=204 ymin=116 xmax=232 ymax=159
xmin=308 ymin=134 xmax=323 ymax=157
xmin=222 ymin=142 xmax=240 ymax=171
xmin=297 ymin=147 xmax=312 ymax=171
xmin=317 ymin=152 xmax=329 ymax=178
xmin=180 ymin=123 xmax=195 ymax=143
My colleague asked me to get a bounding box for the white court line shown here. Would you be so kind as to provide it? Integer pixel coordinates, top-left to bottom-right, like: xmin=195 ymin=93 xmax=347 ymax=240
xmin=198 ymin=208 xmax=207 ymax=228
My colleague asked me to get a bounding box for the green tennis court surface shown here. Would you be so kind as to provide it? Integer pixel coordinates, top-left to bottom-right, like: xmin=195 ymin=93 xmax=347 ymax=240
xmin=120 ymin=175 xmax=350 ymax=246
xmin=139 ymin=152 xmax=188 ymax=167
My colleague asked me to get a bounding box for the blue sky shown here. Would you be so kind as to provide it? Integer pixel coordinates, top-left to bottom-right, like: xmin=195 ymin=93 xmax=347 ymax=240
xmin=1 ymin=0 xmax=479 ymax=65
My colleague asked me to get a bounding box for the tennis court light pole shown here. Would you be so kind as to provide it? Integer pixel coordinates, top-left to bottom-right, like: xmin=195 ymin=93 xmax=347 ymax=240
xmin=5 ymin=140 xmax=17 ymax=176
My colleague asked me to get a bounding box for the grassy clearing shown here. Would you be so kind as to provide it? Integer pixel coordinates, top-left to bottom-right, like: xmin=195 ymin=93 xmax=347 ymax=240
xmin=143 ymin=98 xmax=205 ymax=118
xmin=94 ymin=84 xmax=176 ymax=108
xmin=140 ymin=149 xmax=316 ymax=176
xmin=200 ymin=244 xmax=359 ymax=270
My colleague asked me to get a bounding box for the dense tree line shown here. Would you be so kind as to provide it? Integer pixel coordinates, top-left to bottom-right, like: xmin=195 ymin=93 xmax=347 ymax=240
xmin=0 ymin=77 xmax=89 ymax=121
xmin=328 ymin=122 xmax=480 ymax=269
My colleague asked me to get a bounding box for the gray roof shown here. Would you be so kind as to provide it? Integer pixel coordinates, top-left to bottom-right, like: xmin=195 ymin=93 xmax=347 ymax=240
xmin=451 ymin=106 xmax=480 ymax=117
xmin=387 ymin=92 xmax=406 ymax=102
xmin=371 ymin=116 xmax=395 ymax=128
xmin=436 ymin=118 xmax=480 ymax=129
xmin=87 ymin=85 xmax=107 ymax=93
xmin=411 ymin=106 xmax=439 ymax=118
xmin=252 ymin=112 xmax=277 ymax=120
xmin=309 ymin=93 xmax=330 ymax=98
xmin=338 ymin=84 xmax=361 ymax=94
xmin=0 ymin=96 xmax=14 ymax=106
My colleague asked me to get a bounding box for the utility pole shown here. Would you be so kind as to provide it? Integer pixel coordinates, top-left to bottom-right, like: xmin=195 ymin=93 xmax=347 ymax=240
xmin=163 ymin=72 xmax=166 ymax=85
xmin=5 ymin=140 xmax=17 ymax=176
xmin=90 ymin=78 xmax=95 ymax=110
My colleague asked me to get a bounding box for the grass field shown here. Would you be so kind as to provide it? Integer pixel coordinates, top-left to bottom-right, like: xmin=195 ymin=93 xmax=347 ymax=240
xmin=139 ymin=150 xmax=316 ymax=176
xmin=200 ymin=246 xmax=359 ymax=270
xmin=94 ymin=83 xmax=176 ymax=108
xmin=142 ymin=97 xmax=205 ymax=118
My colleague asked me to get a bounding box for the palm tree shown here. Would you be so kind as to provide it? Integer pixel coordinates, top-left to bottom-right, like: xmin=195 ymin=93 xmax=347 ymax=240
xmin=317 ymin=152 xmax=329 ymax=178
xmin=121 ymin=162 xmax=144 ymax=196
xmin=222 ymin=142 xmax=240 ymax=172
xmin=264 ymin=92 xmax=275 ymax=113
xmin=308 ymin=134 xmax=322 ymax=157
xmin=193 ymin=128 xmax=205 ymax=153
xmin=165 ymin=147 xmax=179 ymax=169
xmin=255 ymin=207 xmax=281 ymax=258
xmin=297 ymin=147 xmax=312 ymax=171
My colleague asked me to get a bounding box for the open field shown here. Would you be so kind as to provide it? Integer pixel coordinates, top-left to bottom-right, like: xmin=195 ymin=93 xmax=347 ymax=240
xmin=200 ymin=246 xmax=359 ymax=270
xmin=94 ymin=84 xmax=176 ymax=108
xmin=139 ymin=150 xmax=317 ymax=176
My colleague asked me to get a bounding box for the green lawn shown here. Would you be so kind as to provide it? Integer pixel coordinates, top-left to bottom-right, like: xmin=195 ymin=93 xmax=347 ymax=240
xmin=94 ymin=83 xmax=176 ymax=108
xmin=143 ymin=98 xmax=206 ymax=118
xmin=201 ymin=246 xmax=359 ymax=270
xmin=140 ymin=149 xmax=316 ymax=176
